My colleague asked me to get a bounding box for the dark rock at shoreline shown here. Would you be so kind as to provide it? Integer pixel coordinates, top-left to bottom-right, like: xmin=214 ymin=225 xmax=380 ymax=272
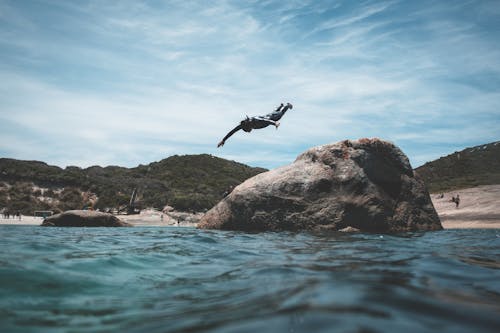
xmin=41 ymin=210 xmax=132 ymax=227
xmin=198 ymin=138 xmax=442 ymax=233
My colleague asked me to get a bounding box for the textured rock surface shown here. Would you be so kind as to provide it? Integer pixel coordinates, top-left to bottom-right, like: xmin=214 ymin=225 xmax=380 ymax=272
xmin=41 ymin=210 xmax=132 ymax=227
xmin=198 ymin=138 xmax=442 ymax=232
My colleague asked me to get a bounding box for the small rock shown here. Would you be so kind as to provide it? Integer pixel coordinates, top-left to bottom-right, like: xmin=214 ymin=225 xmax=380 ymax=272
xmin=41 ymin=210 xmax=132 ymax=227
xmin=338 ymin=226 xmax=360 ymax=232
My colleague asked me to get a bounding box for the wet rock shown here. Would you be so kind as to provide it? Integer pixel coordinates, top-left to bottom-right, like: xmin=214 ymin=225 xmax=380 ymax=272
xmin=198 ymin=138 xmax=442 ymax=233
xmin=41 ymin=210 xmax=132 ymax=227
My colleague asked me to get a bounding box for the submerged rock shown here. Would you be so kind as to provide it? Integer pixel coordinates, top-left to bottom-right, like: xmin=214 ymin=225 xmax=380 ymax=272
xmin=41 ymin=210 xmax=132 ymax=227
xmin=198 ymin=138 xmax=442 ymax=232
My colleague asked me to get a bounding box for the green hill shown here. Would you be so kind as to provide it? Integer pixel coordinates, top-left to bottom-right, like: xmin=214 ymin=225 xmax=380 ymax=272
xmin=0 ymin=155 xmax=266 ymax=214
xmin=415 ymin=141 xmax=500 ymax=193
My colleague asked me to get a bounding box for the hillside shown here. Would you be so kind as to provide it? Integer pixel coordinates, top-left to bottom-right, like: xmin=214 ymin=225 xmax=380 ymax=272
xmin=415 ymin=141 xmax=500 ymax=193
xmin=0 ymin=155 xmax=266 ymax=214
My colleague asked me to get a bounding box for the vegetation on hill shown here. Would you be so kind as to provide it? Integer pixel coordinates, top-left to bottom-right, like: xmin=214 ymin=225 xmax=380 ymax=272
xmin=5 ymin=140 xmax=497 ymax=214
xmin=415 ymin=141 xmax=500 ymax=193
xmin=0 ymin=155 xmax=266 ymax=215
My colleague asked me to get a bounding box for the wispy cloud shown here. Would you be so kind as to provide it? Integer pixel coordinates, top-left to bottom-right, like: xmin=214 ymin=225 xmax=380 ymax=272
xmin=0 ymin=0 xmax=499 ymax=169
xmin=310 ymin=1 xmax=396 ymax=35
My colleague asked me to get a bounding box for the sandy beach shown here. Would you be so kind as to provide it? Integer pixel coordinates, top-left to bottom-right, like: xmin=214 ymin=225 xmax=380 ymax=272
xmin=431 ymin=184 xmax=500 ymax=229
xmin=0 ymin=209 xmax=200 ymax=227
xmin=2 ymin=184 xmax=499 ymax=229
xmin=118 ymin=209 xmax=201 ymax=227
xmin=0 ymin=215 xmax=43 ymax=226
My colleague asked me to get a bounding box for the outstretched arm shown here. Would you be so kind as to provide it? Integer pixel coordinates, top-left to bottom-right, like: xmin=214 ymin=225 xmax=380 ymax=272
xmin=217 ymin=124 xmax=243 ymax=147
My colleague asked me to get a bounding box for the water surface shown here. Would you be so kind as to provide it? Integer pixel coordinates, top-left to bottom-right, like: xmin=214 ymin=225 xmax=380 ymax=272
xmin=0 ymin=226 xmax=499 ymax=332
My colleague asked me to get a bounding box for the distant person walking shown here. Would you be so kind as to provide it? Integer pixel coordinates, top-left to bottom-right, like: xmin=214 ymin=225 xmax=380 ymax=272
xmin=455 ymin=194 xmax=460 ymax=208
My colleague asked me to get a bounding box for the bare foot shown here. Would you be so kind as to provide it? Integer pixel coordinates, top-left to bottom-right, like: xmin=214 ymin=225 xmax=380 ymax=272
xmin=275 ymin=122 xmax=280 ymax=129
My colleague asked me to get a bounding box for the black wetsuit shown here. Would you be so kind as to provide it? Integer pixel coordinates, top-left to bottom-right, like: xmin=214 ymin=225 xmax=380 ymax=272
xmin=217 ymin=103 xmax=293 ymax=147
xmin=246 ymin=103 xmax=292 ymax=129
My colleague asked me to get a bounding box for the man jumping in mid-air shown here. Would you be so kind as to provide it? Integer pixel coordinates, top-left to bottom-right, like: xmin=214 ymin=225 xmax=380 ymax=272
xmin=217 ymin=102 xmax=293 ymax=147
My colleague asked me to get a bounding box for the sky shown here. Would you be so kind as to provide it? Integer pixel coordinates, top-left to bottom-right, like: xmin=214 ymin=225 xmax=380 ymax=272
xmin=1 ymin=0 xmax=499 ymax=170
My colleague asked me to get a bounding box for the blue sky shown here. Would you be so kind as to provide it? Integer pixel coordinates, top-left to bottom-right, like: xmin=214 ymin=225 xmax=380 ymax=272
xmin=1 ymin=0 xmax=499 ymax=169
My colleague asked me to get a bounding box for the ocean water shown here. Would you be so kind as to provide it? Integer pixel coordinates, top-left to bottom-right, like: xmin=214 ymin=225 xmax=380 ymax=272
xmin=0 ymin=226 xmax=499 ymax=333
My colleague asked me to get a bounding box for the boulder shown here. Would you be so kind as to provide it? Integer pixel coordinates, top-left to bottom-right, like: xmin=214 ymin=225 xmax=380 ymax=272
xmin=41 ymin=210 xmax=132 ymax=227
xmin=198 ymin=138 xmax=442 ymax=232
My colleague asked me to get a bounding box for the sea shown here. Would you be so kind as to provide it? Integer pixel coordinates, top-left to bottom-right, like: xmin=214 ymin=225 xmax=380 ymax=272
xmin=0 ymin=225 xmax=499 ymax=333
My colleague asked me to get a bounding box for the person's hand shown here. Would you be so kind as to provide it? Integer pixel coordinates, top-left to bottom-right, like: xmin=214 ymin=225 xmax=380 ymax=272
xmin=217 ymin=140 xmax=225 ymax=147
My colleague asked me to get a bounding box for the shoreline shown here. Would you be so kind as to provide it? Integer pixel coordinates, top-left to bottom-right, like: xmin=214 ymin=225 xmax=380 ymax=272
xmin=0 ymin=218 xmax=498 ymax=229
xmin=0 ymin=209 xmax=199 ymax=228
xmin=1 ymin=184 xmax=499 ymax=229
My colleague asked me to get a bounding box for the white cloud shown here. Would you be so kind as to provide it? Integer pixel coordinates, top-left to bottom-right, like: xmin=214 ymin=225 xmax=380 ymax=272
xmin=309 ymin=1 xmax=396 ymax=35
xmin=1 ymin=0 xmax=499 ymax=169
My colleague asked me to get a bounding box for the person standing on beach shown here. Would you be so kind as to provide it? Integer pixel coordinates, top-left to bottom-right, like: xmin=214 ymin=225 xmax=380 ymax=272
xmin=455 ymin=194 xmax=460 ymax=208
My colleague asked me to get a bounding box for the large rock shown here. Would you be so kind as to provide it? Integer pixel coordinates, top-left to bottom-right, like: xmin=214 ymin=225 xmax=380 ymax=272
xmin=41 ymin=210 xmax=132 ymax=227
xmin=198 ymin=138 xmax=442 ymax=232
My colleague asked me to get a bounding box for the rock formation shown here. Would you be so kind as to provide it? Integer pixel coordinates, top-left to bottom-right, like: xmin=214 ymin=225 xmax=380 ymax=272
xmin=198 ymin=138 xmax=442 ymax=232
xmin=41 ymin=210 xmax=132 ymax=227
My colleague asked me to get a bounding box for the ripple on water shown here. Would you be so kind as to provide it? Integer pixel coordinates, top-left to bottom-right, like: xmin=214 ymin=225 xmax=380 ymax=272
xmin=0 ymin=225 xmax=499 ymax=333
